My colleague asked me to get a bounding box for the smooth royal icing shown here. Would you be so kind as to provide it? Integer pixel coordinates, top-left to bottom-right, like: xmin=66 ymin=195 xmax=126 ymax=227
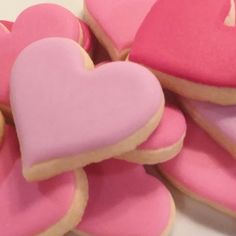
xmin=0 ymin=3 xmax=82 ymax=107
xmin=139 ymin=104 xmax=186 ymax=150
xmin=0 ymin=125 xmax=78 ymax=236
xmin=130 ymin=0 xmax=236 ymax=87
xmin=85 ymin=0 xmax=156 ymax=51
xmin=159 ymin=118 xmax=236 ymax=213
xmin=77 ymin=159 xmax=173 ymax=236
xmin=10 ymin=38 xmax=163 ymax=168
xmin=182 ymin=98 xmax=236 ymax=144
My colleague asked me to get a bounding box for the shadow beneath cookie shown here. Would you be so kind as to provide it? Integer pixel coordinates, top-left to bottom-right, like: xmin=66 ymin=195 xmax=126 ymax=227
xmin=146 ymin=165 xmax=236 ymax=236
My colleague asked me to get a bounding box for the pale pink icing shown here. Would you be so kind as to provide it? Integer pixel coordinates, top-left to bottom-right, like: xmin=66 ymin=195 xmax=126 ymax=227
xmin=182 ymin=98 xmax=236 ymax=144
xmin=85 ymin=0 xmax=156 ymax=51
xmin=158 ymin=118 xmax=236 ymax=212
xmin=0 ymin=3 xmax=82 ymax=106
xmin=139 ymin=104 xmax=186 ymax=150
xmin=77 ymin=159 xmax=172 ymax=236
xmin=0 ymin=125 xmax=77 ymax=236
xmin=130 ymin=0 xmax=236 ymax=87
xmin=10 ymin=38 xmax=163 ymax=168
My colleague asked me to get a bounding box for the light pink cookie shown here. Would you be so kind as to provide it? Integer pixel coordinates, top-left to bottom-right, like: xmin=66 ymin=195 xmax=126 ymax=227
xmin=181 ymin=98 xmax=236 ymax=159
xmin=0 ymin=3 xmax=83 ymax=115
xmin=10 ymin=38 xmax=164 ymax=181
xmin=119 ymin=104 xmax=186 ymax=164
xmin=130 ymin=0 xmax=236 ymax=105
xmin=158 ymin=117 xmax=236 ymax=217
xmin=75 ymin=159 xmax=175 ymax=236
xmin=84 ymin=0 xmax=156 ymax=60
xmin=0 ymin=125 xmax=88 ymax=236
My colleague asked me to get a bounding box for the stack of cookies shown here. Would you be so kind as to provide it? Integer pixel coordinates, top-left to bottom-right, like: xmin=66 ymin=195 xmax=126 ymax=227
xmin=0 ymin=1 xmax=236 ymax=235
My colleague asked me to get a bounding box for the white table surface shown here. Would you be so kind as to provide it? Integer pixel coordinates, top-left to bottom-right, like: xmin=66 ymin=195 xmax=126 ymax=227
xmin=1 ymin=1 xmax=235 ymax=235
xmin=0 ymin=0 xmax=84 ymax=21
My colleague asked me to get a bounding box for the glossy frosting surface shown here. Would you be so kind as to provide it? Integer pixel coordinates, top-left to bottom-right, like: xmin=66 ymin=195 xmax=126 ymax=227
xmin=0 ymin=126 xmax=76 ymax=236
xmin=182 ymin=98 xmax=236 ymax=143
xmin=11 ymin=38 xmax=163 ymax=167
xmin=77 ymin=159 xmax=172 ymax=236
xmin=159 ymin=118 xmax=236 ymax=212
xmin=130 ymin=0 xmax=236 ymax=87
xmin=0 ymin=4 xmax=82 ymax=106
xmin=139 ymin=104 xmax=186 ymax=150
xmin=86 ymin=0 xmax=156 ymax=51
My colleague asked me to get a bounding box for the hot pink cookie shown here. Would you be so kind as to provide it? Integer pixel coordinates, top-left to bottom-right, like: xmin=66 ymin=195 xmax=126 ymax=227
xmin=119 ymin=104 xmax=186 ymax=164
xmin=158 ymin=117 xmax=236 ymax=217
xmin=84 ymin=0 xmax=156 ymax=60
xmin=130 ymin=0 xmax=236 ymax=105
xmin=0 ymin=125 xmax=88 ymax=236
xmin=80 ymin=19 xmax=94 ymax=54
xmin=75 ymin=159 xmax=175 ymax=236
xmin=10 ymin=38 xmax=164 ymax=181
xmin=0 ymin=3 xmax=83 ymax=115
xmin=0 ymin=20 xmax=12 ymax=31
xmin=0 ymin=18 xmax=93 ymax=53
xmin=181 ymin=98 xmax=236 ymax=159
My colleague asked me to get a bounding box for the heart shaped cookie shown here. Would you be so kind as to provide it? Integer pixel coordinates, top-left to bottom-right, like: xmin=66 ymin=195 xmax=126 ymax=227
xmin=181 ymin=98 xmax=236 ymax=159
xmin=0 ymin=125 xmax=88 ymax=236
xmin=84 ymin=0 xmax=156 ymax=60
xmin=119 ymin=104 xmax=186 ymax=164
xmin=10 ymin=38 xmax=164 ymax=181
xmin=75 ymin=159 xmax=175 ymax=236
xmin=0 ymin=3 xmax=83 ymax=113
xmin=0 ymin=18 xmax=93 ymax=54
xmin=158 ymin=117 xmax=236 ymax=217
xmin=130 ymin=0 xmax=236 ymax=105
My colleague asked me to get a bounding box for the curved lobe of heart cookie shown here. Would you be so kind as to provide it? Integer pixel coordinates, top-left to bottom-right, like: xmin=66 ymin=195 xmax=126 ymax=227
xmin=130 ymin=0 xmax=236 ymax=87
xmin=10 ymin=38 xmax=163 ymax=168
xmin=0 ymin=126 xmax=79 ymax=236
xmin=85 ymin=0 xmax=156 ymax=51
xmin=0 ymin=3 xmax=82 ymax=106
xmin=159 ymin=118 xmax=236 ymax=213
xmin=139 ymin=104 xmax=186 ymax=150
xmin=76 ymin=159 xmax=173 ymax=236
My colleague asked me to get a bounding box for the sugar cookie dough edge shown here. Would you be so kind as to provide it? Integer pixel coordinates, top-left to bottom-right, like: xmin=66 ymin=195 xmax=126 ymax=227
xmin=180 ymin=99 xmax=236 ymax=158
xmin=38 ymin=168 xmax=88 ymax=236
xmin=159 ymin=169 xmax=236 ymax=218
xmin=118 ymin=132 xmax=185 ymax=164
xmin=23 ymin=97 xmax=165 ymax=182
xmin=73 ymin=185 xmax=176 ymax=236
xmin=84 ymin=1 xmax=129 ymax=60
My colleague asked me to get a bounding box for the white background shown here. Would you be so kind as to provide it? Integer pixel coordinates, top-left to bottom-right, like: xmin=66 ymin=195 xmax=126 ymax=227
xmin=1 ymin=0 xmax=235 ymax=235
